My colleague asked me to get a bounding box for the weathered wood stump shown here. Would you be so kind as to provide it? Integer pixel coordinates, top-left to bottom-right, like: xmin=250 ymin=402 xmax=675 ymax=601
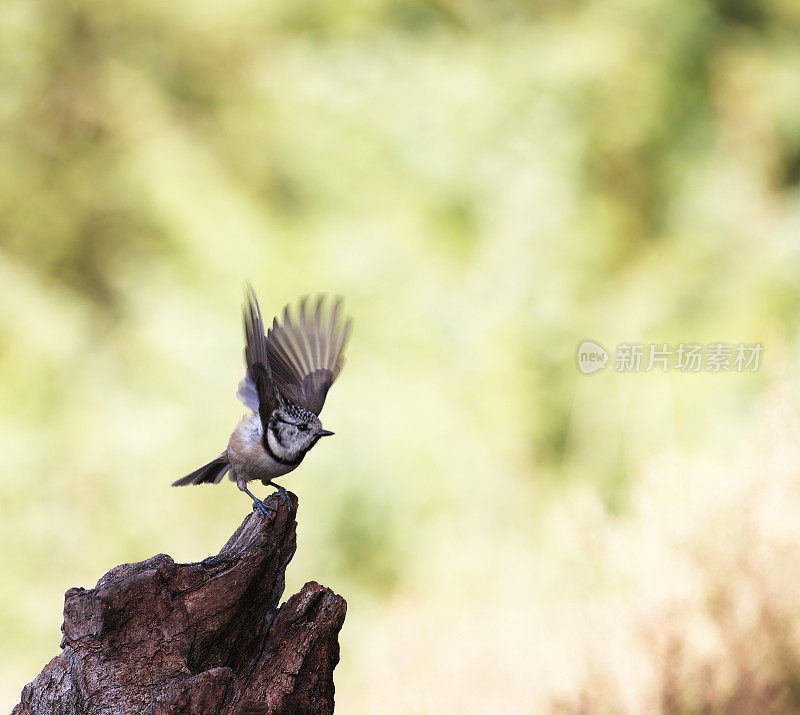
xmin=13 ymin=492 xmax=346 ymax=714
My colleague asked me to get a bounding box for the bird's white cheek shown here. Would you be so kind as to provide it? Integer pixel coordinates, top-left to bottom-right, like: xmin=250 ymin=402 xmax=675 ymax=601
xmin=267 ymin=427 xmax=289 ymax=458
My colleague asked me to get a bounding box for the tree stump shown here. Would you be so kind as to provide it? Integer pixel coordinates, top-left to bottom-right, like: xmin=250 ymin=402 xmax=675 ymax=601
xmin=13 ymin=492 xmax=346 ymax=714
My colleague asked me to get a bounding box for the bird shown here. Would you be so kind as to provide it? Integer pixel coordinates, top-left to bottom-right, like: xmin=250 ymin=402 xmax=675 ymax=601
xmin=172 ymin=287 xmax=352 ymax=518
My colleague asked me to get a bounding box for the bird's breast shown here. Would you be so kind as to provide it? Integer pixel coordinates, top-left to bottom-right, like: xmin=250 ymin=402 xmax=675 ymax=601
xmin=227 ymin=413 xmax=299 ymax=482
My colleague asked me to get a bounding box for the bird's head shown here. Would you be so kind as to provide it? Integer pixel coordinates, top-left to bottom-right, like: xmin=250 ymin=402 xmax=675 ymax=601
xmin=270 ymin=402 xmax=334 ymax=455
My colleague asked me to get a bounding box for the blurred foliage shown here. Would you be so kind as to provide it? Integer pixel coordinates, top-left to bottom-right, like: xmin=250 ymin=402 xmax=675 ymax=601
xmin=2 ymin=0 xmax=800 ymax=711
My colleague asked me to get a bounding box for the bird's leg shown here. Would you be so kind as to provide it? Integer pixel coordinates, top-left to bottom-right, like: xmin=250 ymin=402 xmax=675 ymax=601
xmin=236 ymin=477 xmax=275 ymax=519
xmin=264 ymin=481 xmax=292 ymax=510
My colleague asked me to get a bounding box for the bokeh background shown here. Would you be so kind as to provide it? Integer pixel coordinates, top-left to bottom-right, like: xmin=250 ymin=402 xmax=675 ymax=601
xmin=2 ymin=0 xmax=800 ymax=711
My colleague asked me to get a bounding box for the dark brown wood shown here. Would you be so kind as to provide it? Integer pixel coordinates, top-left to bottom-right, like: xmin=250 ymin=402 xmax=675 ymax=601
xmin=13 ymin=493 xmax=346 ymax=714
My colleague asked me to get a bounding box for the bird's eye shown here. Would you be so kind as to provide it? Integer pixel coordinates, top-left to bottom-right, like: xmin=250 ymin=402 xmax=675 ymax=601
xmin=297 ymin=424 xmax=308 ymax=432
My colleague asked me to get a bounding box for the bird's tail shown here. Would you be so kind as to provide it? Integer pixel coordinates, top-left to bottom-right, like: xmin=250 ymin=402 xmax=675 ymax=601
xmin=172 ymin=454 xmax=230 ymax=486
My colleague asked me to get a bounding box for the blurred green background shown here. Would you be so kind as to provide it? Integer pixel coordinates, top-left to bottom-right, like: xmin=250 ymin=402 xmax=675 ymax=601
xmin=3 ymin=0 xmax=800 ymax=711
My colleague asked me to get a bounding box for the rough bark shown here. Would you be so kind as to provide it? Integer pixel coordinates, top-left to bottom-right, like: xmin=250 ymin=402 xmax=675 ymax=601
xmin=13 ymin=492 xmax=346 ymax=714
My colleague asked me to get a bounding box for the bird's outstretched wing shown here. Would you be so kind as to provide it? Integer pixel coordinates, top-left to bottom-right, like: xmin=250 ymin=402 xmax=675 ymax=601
xmin=240 ymin=286 xmax=282 ymax=433
xmin=266 ymin=295 xmax=352 ymax=415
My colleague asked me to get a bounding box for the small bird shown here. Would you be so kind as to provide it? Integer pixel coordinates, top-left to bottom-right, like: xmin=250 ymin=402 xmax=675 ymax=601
xmin=173 ymin=287 xmax=352 ymax=518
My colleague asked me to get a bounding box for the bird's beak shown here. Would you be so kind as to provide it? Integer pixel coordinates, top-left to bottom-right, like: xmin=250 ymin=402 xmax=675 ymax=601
xmin=318 ymin=429 xmax=335 ymax=437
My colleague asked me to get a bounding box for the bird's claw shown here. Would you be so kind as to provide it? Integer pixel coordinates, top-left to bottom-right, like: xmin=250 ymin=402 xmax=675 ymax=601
xmin=252 ymin=499 xmax=275 ymax=519
xmin=273 ymin=485 xmax=292 ymax=510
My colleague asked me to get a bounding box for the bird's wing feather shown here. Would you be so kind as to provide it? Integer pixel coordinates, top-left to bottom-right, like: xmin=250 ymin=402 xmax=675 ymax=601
xmin=267 ymin=295 xmax=352 ymax=415
xmin=243 ymin=286 xmax=281 ymax=433
xmin=236 ymin=372 xmax=260 ymax=411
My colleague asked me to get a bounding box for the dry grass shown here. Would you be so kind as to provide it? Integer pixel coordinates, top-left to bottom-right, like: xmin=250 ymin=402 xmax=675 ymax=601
xmin=337 ymin=384 xmax=800 ymax=714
